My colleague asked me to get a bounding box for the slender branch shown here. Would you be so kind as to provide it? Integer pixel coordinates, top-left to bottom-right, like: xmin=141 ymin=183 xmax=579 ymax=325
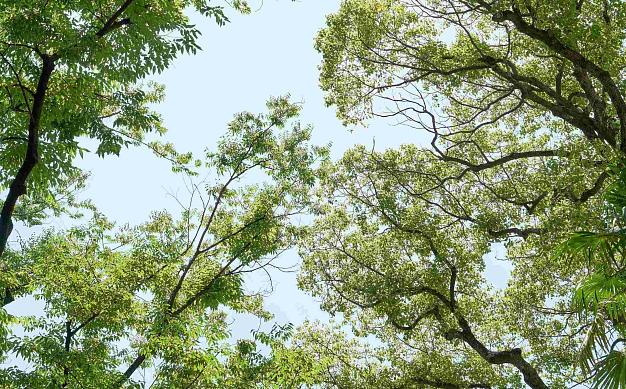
xmin=117 ymin=241 xmax=254 ymax=386
xmin=390 ymin=306 xmax=439 ymax=331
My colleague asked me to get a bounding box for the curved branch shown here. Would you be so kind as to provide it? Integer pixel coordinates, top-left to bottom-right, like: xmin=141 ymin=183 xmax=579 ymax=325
xmin=491 ymin=7 xmax=626 ymax=150
xmin=435 ymin=149 xmax=558 ymax=173
xmin=444 ymin=314 xmax=548 ymax=389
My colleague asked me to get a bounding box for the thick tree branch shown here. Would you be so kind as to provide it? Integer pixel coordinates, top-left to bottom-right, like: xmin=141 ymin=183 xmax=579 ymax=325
xmin=0 ymin=55 xmax=55 ymax=306
xmin=492 ymin=7 xmax=626 ymax=150
xmin=435 ymin=149 xmax=558 ymax=174
xmin=488 ymin=227 xmax=542 ymax=239
xmin=386 ymin=281 xmax=548 ymax=388
xmin=118 ymin=354 xmax=146 ymax=385
xmin=95 ymin=0 xmax=135 ymax=37
xmin=572 ymin=66 xmax=612 ymax=142
xmin=485 ymin=60 xmax=603 ymax=143
xmin=444 ymin=314 xmax=548 ymax=389
xmin=573 ymin=170 xmax=609 ymax=203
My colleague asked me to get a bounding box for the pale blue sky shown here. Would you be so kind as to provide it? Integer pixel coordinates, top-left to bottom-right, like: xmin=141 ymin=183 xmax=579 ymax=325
xmin=73 ymin=1 xmax=436 ymax=334
xmin=11 ymin=0 xmax=511 ymax=340
xmin=80 ymin=1 xmax=427 ymax=225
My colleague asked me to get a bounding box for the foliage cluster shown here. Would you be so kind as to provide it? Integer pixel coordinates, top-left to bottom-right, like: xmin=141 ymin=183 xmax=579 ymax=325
xmin=3 ymin=0 xmax=626 ymax=388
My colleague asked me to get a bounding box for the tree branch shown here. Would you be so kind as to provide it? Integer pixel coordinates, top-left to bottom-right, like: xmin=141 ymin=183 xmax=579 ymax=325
xmin=492 ymin=7 xmax=626 ymax=150
xmin=0 ymin=55 xmax=55 ymax=306
xmin=444 ymin=314 xmax=548 ymax=389
xmin=95 ymin=0 xmax=135 ymax=38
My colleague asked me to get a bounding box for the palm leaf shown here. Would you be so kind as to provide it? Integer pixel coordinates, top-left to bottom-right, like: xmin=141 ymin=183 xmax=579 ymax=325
xmin=594 ymin=350 xmax=626 ymax=389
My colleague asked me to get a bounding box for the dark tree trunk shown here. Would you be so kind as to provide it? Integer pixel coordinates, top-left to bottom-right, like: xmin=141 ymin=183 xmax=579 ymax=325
xmin=0 ymin=54 xmax=55 ymax=304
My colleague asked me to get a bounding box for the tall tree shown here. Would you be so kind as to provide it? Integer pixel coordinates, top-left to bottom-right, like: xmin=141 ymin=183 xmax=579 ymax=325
xmin=298 ymin=0 xmax=626 ymax=387
xmin=0 ymin=97 xmax=327 ymax=387
xmin=0 ymin=0 xmax=245 ymax=303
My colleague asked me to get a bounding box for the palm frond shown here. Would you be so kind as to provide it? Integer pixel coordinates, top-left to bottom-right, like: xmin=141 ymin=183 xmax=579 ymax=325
xmin=594 ymin=350 xmax=626 ymax=389
xmin=579 ymin=315 xmax=610 ymax=375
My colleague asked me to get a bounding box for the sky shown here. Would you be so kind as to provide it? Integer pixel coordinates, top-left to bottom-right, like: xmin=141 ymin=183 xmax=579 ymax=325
xmin=79 ymin=0 xmax=428 ymax=226
xmin=9 ymin=0 xmax=511 ymax=349
xmin=66 ymin=0 xmax=438 ymax=334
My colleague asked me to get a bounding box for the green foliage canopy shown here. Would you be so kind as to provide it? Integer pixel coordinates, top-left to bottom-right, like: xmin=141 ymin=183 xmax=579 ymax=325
xmin=0 ymin=0 xmax=250 ymax=272
xmin=0 ymin=97 xmax=328 ymax=388
xmin=297 ymin=0 xmax=626 ymax=387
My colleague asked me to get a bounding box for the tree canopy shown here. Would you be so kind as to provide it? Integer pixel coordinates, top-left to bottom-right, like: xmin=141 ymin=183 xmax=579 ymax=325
xmin=299 ymin=0 xmax=626 ymax=387
xmin=0 ymin=0 xmax=246 ymax=285
xmin=3 ymin=0 xmax=626 ymax=388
